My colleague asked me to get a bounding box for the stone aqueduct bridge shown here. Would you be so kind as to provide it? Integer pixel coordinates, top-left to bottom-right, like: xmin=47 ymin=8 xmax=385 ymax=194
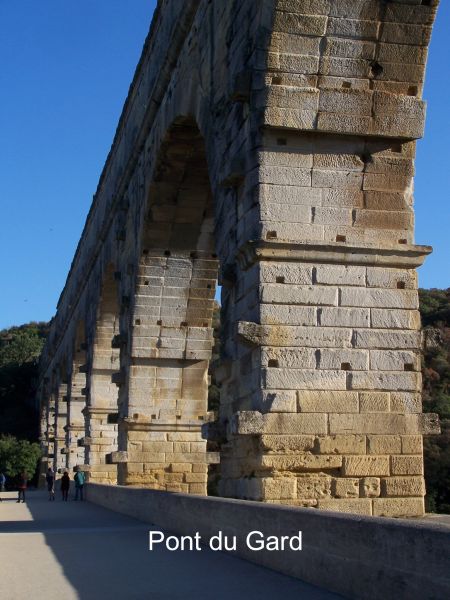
xmin=38 ymin=0 xmax=441 ymax=518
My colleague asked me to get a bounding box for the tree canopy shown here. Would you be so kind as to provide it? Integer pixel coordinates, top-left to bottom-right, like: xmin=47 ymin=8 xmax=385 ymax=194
xmin=0 ymin=322 xmax=49 ymax=440
xmin=420 ymin=288 xmax=450 ymax=513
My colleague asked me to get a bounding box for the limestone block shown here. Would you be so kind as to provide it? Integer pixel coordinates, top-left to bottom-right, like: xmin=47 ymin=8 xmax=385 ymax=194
xmin=298 ymin=391 xmax=359 ymax=413
xmin=232 ymin=411 xmax=328 ymax=435
xmin=343 ymin=456 xmax=389 ymax=477
xmin=364 ymin=191 xmax=409 ymax=211
xmin=372 ymin=497 xmax=424 ymax=518
xmin=319 ymin=89 xmax=373 ymax=115
xmin=170 ymin=463 xmax=192 ymax=473
xmin=273 ymin=12 xmax=328 ymax=36
xmin=317 ymin=499 xmax=372 ymax=515
xmin=313 ymin=207 xmax=352 ymax=226
xmin=258 ymin=184 xmax=321 ymax=207
xmin=354 ymin=209 xmax=414 ymax=232
xmin=312 ymin=169 xmax=363 ymax=189
xmin=238 ymin=322 xmax=353 ymax=348
xmin=260 ymin=477 xmax=297 ymax=500
xmin=260 ymin=305 xmax=317 ymax=326
xmin=261 ymin=221 xmax=325 ymax=242
xmin=370 ymin=309 xmax=420 ymax=331
xmin=192 ymin=464 xmax=208 ymax=473
xmin=370 ymin=350 xmax=419 ymax=371
xmin=260 ymin=202 xmax=311 ymax=224
xmin=330 ymin=413 xmax=431 ymax=435
xmin=314 ymin=434 xmax=366 ymax=455
xmin=141 ymin=442 xmax=173 ymax=453
xmin=391 ymin=455 xmax=423 ymax=475
xmin=328 ymin=0 xmax=379 ymax=20
xmin=332 ymin=478 xmax=359 ymax=499
xmin=359 ymin=392 xmax=390 ymax=413
xmin=340 ymin=288 xmax=418 ymax=309
xmin=187 ymin=483 xmax=205 ymax=495
xmin=348 ymin=371 xmax=421 ymax=392
xmin=275 ymin=0 xmax=330 ymax=17
xmin=366 ymin=267 xmax=417 ymax=289
xmin=367 ymin=435 xmax=402 ymax=455
xmin=360 ymin=477 xmax=380 ymax=498
xmin=297 ymin=476 xmax=332 ymax=499
xmin=258 ymin=165 xmax=311 ymax=187
xmin=319 ymin=307 xmax=370 ymax=328
xmin=315 ymin=265 xmax=366 ymax=286
xmin=260 ymin=284 xmax=338 ymax=306
xmin=260 ymin=347 xmax=316 ymax=369
xmin=378 ymin=42 xmax=427 ymax=64
xmin=313 ymin=152 xmax=364 ymax=172
xmin=185 ymin=473 xmax=207 ymax=484
xmin=353 ymin=329 xmax=420 ymax=350
xmin=382 ymin=476 xmax=425 ymax=497
xmin=318 ymin=349 xmax=369 ymax=370
xmin=322 ymin=36 xmax=375 ymax=60
xmin=263 ymin=368 xmax=347 ymax=390
xmin=260 ymin=390 xmax=297 ymax=413
xmin=257 ymin=87 xmax=319 ymax=111
xmin=259 ymin=435 xmax=315 ymax=453
xmin=322 ymin=188 xmax=364 ymax=207
xmin=261 ymin=454 xmax=343 ymax=471
xmin=173 ymin=443 xmax=191 ymax=453
xmin=259 ymin=263 xmax=313 ymax=284
xmin=391 ymin=392 xmax=422 ymax=413
xmin=401 ymin=435 xmax=423 ymax=454
xmin=317 ymin=113 xmax=371 ymax=137
xmin=167 ymin=432 xmax=202 ymax=441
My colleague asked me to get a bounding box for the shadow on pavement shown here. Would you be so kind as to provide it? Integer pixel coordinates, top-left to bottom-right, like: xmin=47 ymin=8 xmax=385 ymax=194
xmin=2 ymin=490 xmax=346 ymax=600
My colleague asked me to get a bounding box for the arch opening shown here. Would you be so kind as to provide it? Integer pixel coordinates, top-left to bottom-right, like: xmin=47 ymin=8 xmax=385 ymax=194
xmin=119 ymin=118 xmax=220 ymax=492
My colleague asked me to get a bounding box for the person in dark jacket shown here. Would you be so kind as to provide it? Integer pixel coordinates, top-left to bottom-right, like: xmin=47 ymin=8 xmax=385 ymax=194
xmin=60 ymin=471 xmax=70 ymax=501
xmin=17 ymin=472 xmax=27 ymax=503
xmin=46 ymin=468 xmax=55 ymax=501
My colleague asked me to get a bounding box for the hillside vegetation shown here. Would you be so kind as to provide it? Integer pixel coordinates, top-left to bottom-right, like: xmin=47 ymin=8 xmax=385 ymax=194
xmin=419 ymin=288 xmax=450 ymax=513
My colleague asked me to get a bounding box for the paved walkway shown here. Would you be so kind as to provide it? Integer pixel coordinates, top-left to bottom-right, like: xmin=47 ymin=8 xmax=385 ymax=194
xmin=0 ymin=490 xmax=344 ymax=600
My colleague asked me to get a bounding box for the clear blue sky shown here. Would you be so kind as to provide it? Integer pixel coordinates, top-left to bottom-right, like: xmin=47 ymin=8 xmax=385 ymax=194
xmin=0 ymin=1 xmax=448 ymax=329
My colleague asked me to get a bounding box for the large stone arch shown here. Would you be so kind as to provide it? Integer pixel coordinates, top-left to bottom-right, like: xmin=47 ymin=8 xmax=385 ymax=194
xmin=112 ymin=118 xmax=219 ymax=491
xmin=37 ymin=0 xmax=441 ymax=516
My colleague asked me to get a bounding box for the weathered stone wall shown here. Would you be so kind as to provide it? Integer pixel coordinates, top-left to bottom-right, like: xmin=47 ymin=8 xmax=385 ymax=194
xmin=38 ymin=0 xmax=440 ymax=515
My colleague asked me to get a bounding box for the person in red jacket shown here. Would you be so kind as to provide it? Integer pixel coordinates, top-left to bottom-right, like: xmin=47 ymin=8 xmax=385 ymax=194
xmin=17 ymin=471 xmax=27 ymax=503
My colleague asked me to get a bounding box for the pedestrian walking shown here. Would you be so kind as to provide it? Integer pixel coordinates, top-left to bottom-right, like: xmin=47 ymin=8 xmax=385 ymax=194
xmin=46 ymin=467 xmax=55 ymax=501
xmin=0 ymin=471 xmax=6 ymax=502
xmin=17 ymin=471 xmax=27 ymax=503
xmin=74 ymin=468 xmax=85 ymax=501
xmin=60 ymin=470 xmax=70 ymax=501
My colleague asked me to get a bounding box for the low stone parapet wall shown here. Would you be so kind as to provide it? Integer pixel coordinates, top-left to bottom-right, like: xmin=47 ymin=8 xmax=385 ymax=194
xmin=87 ymin=483 xmax=449 ymax=600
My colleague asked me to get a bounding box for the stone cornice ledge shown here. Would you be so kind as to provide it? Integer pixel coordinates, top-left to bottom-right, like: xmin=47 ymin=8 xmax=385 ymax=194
xmin=237 ymin=240 xmax=432 ymax=270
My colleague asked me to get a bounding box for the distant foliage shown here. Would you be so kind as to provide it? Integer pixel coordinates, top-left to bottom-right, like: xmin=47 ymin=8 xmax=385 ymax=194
xmin=419 ymin=288 xmax=450 ymax=513
xmin=0 ymin=434 xmax=42 ymax=481
xmin=0 ymin=322 xmax=49 ymax=440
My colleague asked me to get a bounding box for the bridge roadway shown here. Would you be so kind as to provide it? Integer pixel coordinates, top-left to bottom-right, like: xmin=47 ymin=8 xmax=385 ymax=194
xmin=0 ymin=490 xmax=344 ymax=600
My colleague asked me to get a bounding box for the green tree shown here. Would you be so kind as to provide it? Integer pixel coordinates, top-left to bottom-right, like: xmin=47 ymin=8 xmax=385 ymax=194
xmin=0 ymin=434 xmax=42 ymax=481
xmin=0 ymin=322 xmax=48 ymax=440
xmin=419 ymin=288 xmax=450 ymax=513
